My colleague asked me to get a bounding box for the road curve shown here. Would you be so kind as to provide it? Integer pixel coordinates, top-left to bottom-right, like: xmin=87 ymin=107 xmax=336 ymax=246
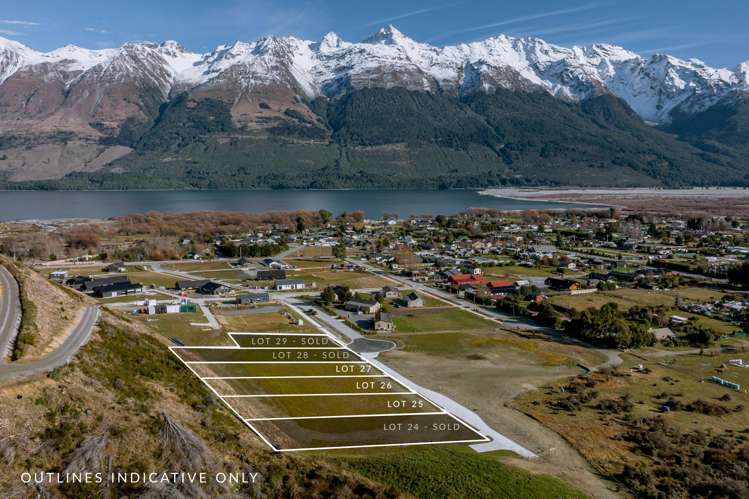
xmin=0 ymin=305 xmax=99 ymax=382
xmin=0 ymin=265 xmax=21 ymax=361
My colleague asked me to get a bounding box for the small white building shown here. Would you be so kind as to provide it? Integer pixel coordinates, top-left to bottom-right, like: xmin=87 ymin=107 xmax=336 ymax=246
xmin=275 ymin=279 xmax=305 ymax=291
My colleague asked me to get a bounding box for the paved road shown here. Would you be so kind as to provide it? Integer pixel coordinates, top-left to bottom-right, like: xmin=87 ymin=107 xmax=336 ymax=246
xmin=0 ymin=265 xmax=21 ymax=361
xmin=280 ymin=295 xmax=397 ymax=353
xmin=0 ymin=306 xmax=99 ymax=382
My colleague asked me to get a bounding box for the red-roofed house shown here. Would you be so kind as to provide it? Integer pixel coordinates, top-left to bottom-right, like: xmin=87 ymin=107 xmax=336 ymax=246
xmin=449 ymin=274 xmax=485 ymax=286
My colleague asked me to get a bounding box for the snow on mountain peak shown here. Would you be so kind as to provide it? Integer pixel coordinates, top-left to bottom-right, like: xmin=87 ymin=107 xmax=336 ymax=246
xmin=362 ymin=25 xmax=410 ymax=45
xmin=0 ymin=28 xmax=746 ymax=123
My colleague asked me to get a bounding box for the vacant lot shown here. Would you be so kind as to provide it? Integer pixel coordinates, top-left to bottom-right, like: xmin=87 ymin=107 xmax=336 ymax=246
xmin=289 ymin=269 xmax=392 ymax=289
xmin=283 ymin=258 xmax=337 ymax=269
xmin=163 ymin=261 xmax=231 ymax=271
xmin=549 ymin=287 xmax=723 ymax=312
xmin=126 ymin=271 xmax=179 ymax=288
xmin=214 ymin=307 xmax=317 ymax=333
xmin=379 ymin=332 xmax=616 ymax=498
xmin=391 ymin=307 xmax=497 ymax=333
xmin=135 ymin=312 xmax=231 ymax=346
xmin=291 ymin=246 xmax=333 ymax=258
xmin=188 ymin=269 xmax=248 ymax=281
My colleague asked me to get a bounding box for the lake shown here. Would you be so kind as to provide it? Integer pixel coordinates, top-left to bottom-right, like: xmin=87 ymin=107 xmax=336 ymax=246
xmin=0 ymin=190 xmax=601 ymax=221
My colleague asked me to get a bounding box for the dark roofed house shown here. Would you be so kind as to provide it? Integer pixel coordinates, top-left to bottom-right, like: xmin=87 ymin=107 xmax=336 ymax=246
xmin=403 ymin=292 xmax=423 ymax=308
xmin=176 ymin=279 xmax=210 ymax=291
xmin=257 ymin=269 xmax=286 ymax=281
xmin=487 ymin=280 xmax=515 ymax=295
xmin=380 ymin=286 xmax=400 ymax=299
xmin=93 ymin=280 xmax=143 ymax=298
xmin=81 ymin=275 xmax=130 ymax=293
xmin=103 ymin=261 xmax=126 ymax=273
xmin=344 ymin=299 xmax=381 ymax=315
xmin=237 ymin=292 xmax=270 ymax=305
xmin=544 ymin=277 xmax=581 ymax=291
xmin=197 ymin=281 xmax=230 ymax=295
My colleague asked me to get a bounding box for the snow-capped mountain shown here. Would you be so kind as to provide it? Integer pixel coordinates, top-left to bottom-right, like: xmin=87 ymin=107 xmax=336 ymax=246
xmin=1 ymin=26 xmax=747 ymax=124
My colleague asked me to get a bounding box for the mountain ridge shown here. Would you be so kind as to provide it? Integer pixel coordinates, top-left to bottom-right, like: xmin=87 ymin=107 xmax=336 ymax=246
xmin=2 ymin=26 xmax=747 ymax=124
xmin=0 ymin=26 xmax=748 ymax=189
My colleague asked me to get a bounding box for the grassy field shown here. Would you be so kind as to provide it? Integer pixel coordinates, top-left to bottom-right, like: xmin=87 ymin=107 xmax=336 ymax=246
xmin=188 ymin=269 xmax=248 ymax=280
xmin=289 ymin=269 xmax=392 ymax=289
xmin=215 ymin=308 xmax=318 ymax=333
xmin=391 ymin=307 xmax=497 ymax=333
xmin=135 ymin=312 xmax=231 ymax=346
xmin=514 ymin=351 xmax=749 ymax=480
xmin=393 ymin=290 xmax=445 ymax=308
xmin=331 ymin=446 xmax=588 ymax=499
xmin=392 ymin=330 xmax=600 ymax=368
xmin=290 ymin=246 xmax=334 ymax=257
xmin=189 ymin=361 xmax=383 ymax=378
xmin=126 ymin=271 xmax=179 ymax=288
xmin=548 ymin=287 xmax=723 ymax=312
xmin=205 ymin=376 xmax=408 ymax=396
xmin=283 ymin=258 xmax=337 ymax=269
xmin=163 ymin=261 xmax=231 ymax=271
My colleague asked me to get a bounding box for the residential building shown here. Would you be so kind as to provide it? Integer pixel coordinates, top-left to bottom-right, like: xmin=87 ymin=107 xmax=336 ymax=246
xmin=275 ymin=279 xmax=305 ymax=291
xmin=344 ymin=299 xmax=381 ymax=314
xmin=373 ymin=311 xmax=395 ymax=332
xmin=403 ymin=292 xmax=423 ymax=308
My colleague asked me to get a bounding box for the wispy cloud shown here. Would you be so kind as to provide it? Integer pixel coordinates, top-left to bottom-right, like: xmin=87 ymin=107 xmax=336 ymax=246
xmin=428 ymin=3 xmax=601 ymax=42
xmin=364 ymin=3 xmax=462 ymax=27
xmin=0 ymin=29 xmax=22 ymax=37
xmin=85 ymin=27 xmax=110 ymax=34
xmin=640 ymin=35 xmax=748 ymax=56
xmin=0 ymin=19 xmax=40 ymax=26
xmin=527 ymin=17 xmax=637 ymax=38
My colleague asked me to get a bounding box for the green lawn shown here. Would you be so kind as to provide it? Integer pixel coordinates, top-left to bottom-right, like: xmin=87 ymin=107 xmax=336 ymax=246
xmin=392 ymin=308 xmax=497 ymax=333
xmin=332 ymin=446 xmax=588 ymax=499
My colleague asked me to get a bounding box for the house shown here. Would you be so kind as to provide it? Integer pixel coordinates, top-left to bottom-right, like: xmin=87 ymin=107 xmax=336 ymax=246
xmin=93 ymin=280 xmax=144 ymax=298
xmin=449 ymin=274 xmax=485 ymax=286
xmin=670 ymin=315 xmax=689 ymax=325
xmin=650 ymin=327 xmax=676 ymax=342
xmin=344 ymin=299 xmax=381 ymax=314
xmin=257 ymin=269 xmax=287 ymax=281
xmin=373 ymin=311 xmax=395 ymax=332
xmin=176 ymin=279 xmax=210 ymax=291
xmin=49 ymin=270 xmax=68 ymax=282
xmin=544 ymin=277 xmax=581 ymax=291
xmin=103 ymin=261 xmax=126 ymax=273
xmin=275 ymin=279 xmax=305 ymax=291
xmin=403 ymin=292 xmax=423 ymax=308
xmin=487 ymin=280 xmax=516 ymax=295
xmin=81 ymin=275 xmax=130 ymax=293
xmin=236 ymin=292 xmax=270 ymax=305
xmin=380 ymin=286 xmax=400 ymax=299
xmin=197 ymin=281 xmax=230 ymax=295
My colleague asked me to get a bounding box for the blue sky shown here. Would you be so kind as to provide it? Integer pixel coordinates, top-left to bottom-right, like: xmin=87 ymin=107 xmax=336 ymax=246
xmin=2 ymin=0 xmax=747 ymax=67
